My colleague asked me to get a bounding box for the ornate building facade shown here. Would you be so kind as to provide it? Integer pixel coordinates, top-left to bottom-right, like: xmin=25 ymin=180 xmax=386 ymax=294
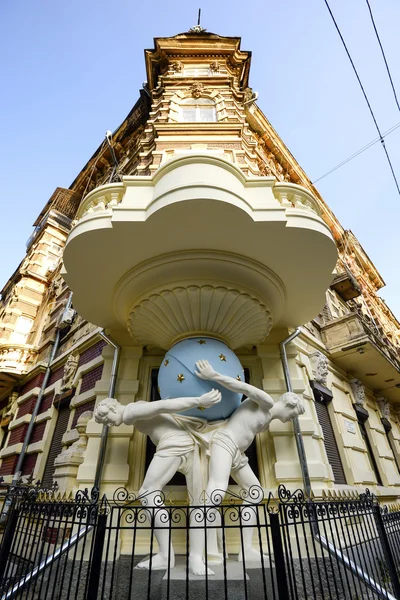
xmin=1 ymin=29 xmax=400 ymax=505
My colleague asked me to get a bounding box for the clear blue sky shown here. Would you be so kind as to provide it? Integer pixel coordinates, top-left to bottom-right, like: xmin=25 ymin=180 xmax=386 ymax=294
xmin=1 ymin=0 xmax=399 ymax=317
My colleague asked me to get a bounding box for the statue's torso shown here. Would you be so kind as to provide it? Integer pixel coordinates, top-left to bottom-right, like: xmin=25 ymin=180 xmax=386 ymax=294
xmin=223 ymin=398 xmax=272 ymax=452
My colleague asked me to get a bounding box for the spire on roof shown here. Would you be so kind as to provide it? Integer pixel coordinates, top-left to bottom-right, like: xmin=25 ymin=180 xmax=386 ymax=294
xmin=189 ymin=8 xmax=206 ymax=33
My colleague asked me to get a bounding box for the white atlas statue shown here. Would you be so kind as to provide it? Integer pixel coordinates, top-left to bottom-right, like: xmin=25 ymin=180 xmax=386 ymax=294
xmin=94 ymin=358 xmax=305 ymax=575
xmin=94 ymin=388 xmax=221 ymax=574
xmin=189 ymin=360 xmax=305 ymax=565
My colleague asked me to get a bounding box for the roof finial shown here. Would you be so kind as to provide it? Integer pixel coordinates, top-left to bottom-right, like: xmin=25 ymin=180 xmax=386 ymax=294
xmin=190 ymin=8 xmax=206 ymax=33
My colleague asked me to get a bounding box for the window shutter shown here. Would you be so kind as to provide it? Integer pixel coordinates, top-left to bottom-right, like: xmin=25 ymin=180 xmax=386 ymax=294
xmin=41 ymin=401 xmax=71 ymax=488
xmin=358 ymin=418 xmax=383 ymax=486
xmin=314 ymin=398 xmax=347 ymax=484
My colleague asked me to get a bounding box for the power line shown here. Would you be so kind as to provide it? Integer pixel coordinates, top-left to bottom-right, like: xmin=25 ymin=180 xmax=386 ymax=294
xmin=323 ymin=0 xmax=400 ymax=194
xmin=312 ymin=120 xmax=400 ymax=184
xmin=364 ymin=0 xmax=400 ymax=112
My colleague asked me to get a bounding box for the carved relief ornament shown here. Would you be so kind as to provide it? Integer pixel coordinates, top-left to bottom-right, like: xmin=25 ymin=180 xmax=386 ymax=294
xmin=60 ymin=351 xmax=80 ymax=392
xmin=310 ymin=351 xmax=329 ymax=386
xmin=170 ymin=61 xmax=183 ymax=73
xmin=191 ymin=82 xmax=204 ymax=98
xmin=54 ymin=411 xmax=93 ymax=465
xmin=350 ymin=379 xmax=365 ymax=405
xmin=377 ymin=398 xmax=391 ymax=420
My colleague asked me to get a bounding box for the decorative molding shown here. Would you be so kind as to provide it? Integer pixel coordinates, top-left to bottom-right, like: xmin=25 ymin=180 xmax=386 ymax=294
xmin=128 ymin=284 xmax=272 ymax=349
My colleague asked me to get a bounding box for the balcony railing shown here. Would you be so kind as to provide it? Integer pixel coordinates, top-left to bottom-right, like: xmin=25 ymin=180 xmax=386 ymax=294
xmin=0 ymin=344 xmax=35 ymax=376
xmin=321 ymin=310 xmax=400 ymax=370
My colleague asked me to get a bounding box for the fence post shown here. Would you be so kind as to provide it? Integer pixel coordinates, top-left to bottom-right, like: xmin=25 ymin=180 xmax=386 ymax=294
xmin=85 ymin=512 xmax=107 ymax=600
xmin=270 ymin=511 xmax=290 ymax=600
xmin=373 ymin=504 xmax=400 ymax=599
xmin=0 ymin=505 xmax=19 ymax=582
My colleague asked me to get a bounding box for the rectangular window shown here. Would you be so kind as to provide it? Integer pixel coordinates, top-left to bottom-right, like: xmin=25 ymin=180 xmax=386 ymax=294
xmin=181 ymin=106 xmax=216 ymax=123
xmin=183 ymin=66 xmax=210 ymax=76
xmin=199 ymin=107 xmax=216 ymax=122
xmin=326 ymin=289 xmax=348 ymax=319
xmin=9 ymin=316 xmax=33 ymax=344
xmin=181 ymin=108 xmax=197 ymax=122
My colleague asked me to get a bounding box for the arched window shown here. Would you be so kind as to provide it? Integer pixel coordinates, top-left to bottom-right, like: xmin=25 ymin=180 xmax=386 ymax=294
xmin=180 ymin=97 xmax=217 ymax=122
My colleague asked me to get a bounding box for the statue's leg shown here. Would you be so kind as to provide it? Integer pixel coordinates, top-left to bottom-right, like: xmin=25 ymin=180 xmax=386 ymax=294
xmin=231 ymin=464 xmax=266 ymax=562
xmin=136 ymin=455 xmax=181 ymax=570
xmin=189 ymin=444 xmax=232 ymax=576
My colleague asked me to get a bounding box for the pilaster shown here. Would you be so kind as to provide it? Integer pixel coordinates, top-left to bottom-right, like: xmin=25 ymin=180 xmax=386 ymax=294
xmin=76 ymin=339 xmax=143 ymax=494
xmin=257 ymin=329 xmax=329 ymax=491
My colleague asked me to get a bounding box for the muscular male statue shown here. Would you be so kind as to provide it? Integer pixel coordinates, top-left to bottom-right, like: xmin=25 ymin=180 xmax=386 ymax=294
xmin=191 ymin=360 xmax=305 ymax=563
xmin=94 ymin=388 xmax=221 ymax=574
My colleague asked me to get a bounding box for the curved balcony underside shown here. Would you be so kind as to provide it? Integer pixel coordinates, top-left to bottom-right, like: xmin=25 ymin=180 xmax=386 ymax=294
xmin=321 ymin=312 xmax=400 ymax=403
xmin=62 ymin=154 xmax=337 ymax=348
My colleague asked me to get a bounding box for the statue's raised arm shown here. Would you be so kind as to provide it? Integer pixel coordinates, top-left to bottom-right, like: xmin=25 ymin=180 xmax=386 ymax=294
xmin=93 ymin=389 xmax=221 ymax=576
xmin=94 ymin=389 xmax=221 ymax=427
xmin=195 ymin=359 xmax=274 ymax=408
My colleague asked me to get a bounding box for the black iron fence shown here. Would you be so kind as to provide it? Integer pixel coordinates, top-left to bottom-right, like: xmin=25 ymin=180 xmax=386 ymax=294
xmin=0 ymin=483 xmax=400 ymax=600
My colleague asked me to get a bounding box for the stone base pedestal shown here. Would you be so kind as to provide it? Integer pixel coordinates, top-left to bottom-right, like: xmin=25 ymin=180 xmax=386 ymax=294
xmin=161 ymin=558 xmax=250 ymax=600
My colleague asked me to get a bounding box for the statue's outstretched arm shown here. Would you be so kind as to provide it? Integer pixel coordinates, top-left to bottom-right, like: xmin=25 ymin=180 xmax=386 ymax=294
xmin=122 ymin=389 xmax=221 ymax=424
xmin=195 ymin=360 xmax=274 ymax=409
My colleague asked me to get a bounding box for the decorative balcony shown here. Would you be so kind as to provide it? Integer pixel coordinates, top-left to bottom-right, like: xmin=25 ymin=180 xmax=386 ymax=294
xmin=0 ymin=343 xmax=36 ymax=399
xmin=321 ymin=312 xmax=400 ymax=402
xmin=62 ymin=153 xmax=337 ymax=347
xmin=330 ymin=269 xmax=361 ymax=301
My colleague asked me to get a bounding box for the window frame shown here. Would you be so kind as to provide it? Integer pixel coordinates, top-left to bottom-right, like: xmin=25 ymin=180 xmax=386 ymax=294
xmin=179 ymin=97 xmax=217 ymax=123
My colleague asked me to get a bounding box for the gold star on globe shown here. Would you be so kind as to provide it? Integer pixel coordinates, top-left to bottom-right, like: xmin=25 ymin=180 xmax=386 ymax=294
xmin=164 ymin=359 xmax=169 ymax=366
xmin=198 ymin=339 xmax=206 ymax=345
xmin=236 ymin=375 xmax=241 ymax=381
xmin=219 ymin=354 xmax=226 ymax=361
xmin=177 ymin=373 xmax=185 ymax=383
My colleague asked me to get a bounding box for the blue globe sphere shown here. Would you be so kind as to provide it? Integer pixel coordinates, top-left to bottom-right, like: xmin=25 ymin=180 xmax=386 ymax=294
xmin=158 ymin=337 xmax=244 ymax=421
